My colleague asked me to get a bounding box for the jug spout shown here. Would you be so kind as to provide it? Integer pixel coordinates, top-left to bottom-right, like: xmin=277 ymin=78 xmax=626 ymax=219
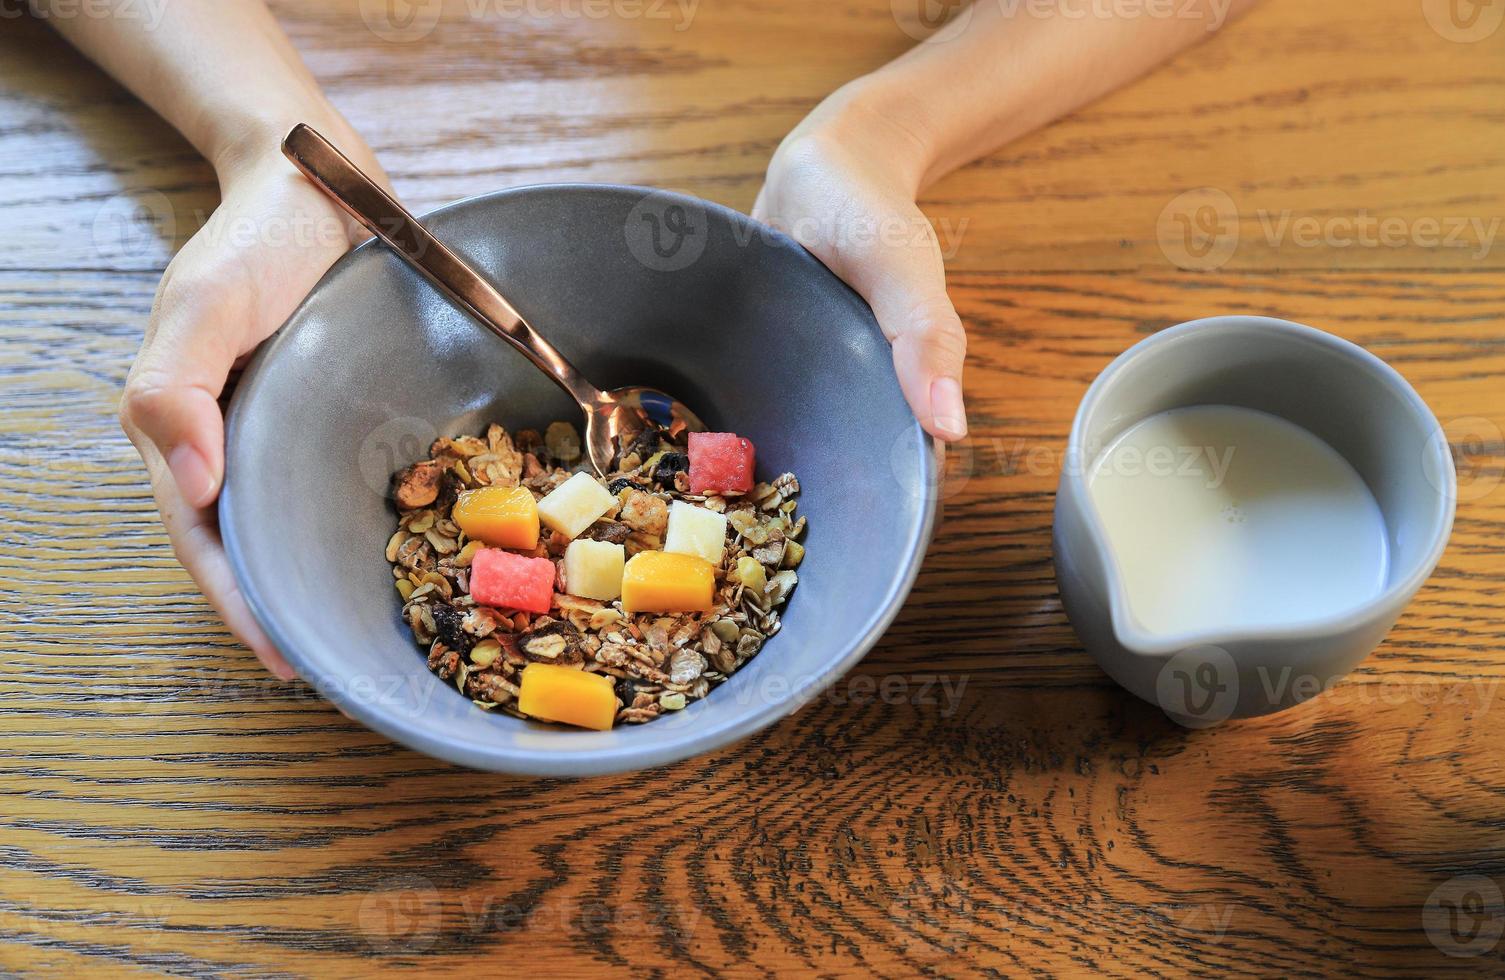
xmin=1056 ymin=457 xmax=1412 ymax=724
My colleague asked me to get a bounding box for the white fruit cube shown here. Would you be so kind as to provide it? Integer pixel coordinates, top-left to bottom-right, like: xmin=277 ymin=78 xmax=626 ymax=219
xmin=563 ymin=538 xmax=626 ymax=601
xmin=537 ymin=472 xmax=615 ymax=539
xmin=664 ymin=500 xmax=729 ymax=567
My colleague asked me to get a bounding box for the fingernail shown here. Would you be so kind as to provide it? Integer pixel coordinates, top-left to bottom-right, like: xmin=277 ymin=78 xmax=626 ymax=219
xmin=167 ymin=445 xmax=218 ymax=508
xmin=929 ymin=377 xmax=968 ymax=441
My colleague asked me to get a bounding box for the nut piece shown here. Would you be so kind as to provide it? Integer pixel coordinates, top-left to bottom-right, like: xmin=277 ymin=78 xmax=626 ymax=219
xmin=394 ymin=460 xmax=444 ymax=509
xmin=619 ymin=489 xmax=669 ymax=537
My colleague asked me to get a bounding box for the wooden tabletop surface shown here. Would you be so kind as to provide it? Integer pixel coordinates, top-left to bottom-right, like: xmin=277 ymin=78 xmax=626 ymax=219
xmin=4 ymin=0 xmax=1505 ymax=975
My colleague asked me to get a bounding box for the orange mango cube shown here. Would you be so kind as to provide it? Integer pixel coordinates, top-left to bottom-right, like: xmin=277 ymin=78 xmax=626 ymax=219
xmin=517 ymin=663 xmax=617 ymax=731
xmin=621 ymin=550 xmax=715 ymax=613
xmin=453 ymin=485 xmax=539 ymax=550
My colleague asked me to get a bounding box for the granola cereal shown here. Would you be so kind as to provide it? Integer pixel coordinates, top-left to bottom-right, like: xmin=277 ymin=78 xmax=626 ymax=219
xmin=386 ymin=422 xmax=804 ymax=728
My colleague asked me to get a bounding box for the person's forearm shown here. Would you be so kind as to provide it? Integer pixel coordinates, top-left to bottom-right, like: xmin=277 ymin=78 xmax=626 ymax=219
xmin=38 ymin=0 xmax=367 ymax=180
xmin=840 ymin=0 xmax=1261 ymax=192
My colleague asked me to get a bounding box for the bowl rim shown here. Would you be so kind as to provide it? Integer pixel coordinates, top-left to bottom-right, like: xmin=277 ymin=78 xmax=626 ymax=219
xmin=220 ymin=182 xmax=940 ymax=776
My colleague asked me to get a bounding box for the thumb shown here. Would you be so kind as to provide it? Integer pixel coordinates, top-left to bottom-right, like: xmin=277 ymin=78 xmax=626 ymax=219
xmin=120 ymin=280 xmax=238 ymax=509
xmin=857 ymin=256 xmax=969 ymax=443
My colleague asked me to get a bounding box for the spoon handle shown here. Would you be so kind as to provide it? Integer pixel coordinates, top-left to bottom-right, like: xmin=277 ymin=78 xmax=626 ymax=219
xmin=282 ymin=123 xmax=601 ymax=407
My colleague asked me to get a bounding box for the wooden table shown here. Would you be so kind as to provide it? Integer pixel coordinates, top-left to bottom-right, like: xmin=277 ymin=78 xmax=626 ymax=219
xmin=4 ymin=0 xmax=1504 ymax=974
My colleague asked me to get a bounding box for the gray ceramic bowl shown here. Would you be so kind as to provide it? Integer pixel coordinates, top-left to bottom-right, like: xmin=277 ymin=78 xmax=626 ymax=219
xmin=221 ymin=184 xmax=937 ymax=776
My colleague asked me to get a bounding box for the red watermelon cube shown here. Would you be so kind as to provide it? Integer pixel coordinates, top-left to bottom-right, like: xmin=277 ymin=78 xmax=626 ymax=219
xmin=688 ymin=432 xmax=756 ymax=494
xmin=469 ymin=548 xmax=555 ymax=614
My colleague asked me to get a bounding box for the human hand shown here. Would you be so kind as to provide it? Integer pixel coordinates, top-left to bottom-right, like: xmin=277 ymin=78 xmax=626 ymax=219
xmin=119 ymin=130 xmax=388 ymax=680
xmin=752 ymin=0 xmax=1262 ymax=441
xmin=753 ymin=88 xmax=968 ymax=442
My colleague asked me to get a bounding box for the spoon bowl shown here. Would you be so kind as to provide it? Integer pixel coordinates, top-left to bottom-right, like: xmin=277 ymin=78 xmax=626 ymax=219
xmin=587 ymin=385 xmax=706 ymax=474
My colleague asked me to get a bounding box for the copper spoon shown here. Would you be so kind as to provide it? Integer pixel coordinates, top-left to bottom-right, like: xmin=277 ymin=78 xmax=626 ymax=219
xmin=281 ymin=123 xmax=704 ymax=476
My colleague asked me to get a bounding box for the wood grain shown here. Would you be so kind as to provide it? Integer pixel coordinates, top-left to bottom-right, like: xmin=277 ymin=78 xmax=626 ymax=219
xmin=3 ymin=0 xmax=1505 ymax=975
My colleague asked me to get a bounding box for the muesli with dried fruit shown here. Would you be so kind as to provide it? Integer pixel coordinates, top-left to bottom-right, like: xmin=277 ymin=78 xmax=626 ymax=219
xmin=385 ymin=420 xmax=804 ymax=729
